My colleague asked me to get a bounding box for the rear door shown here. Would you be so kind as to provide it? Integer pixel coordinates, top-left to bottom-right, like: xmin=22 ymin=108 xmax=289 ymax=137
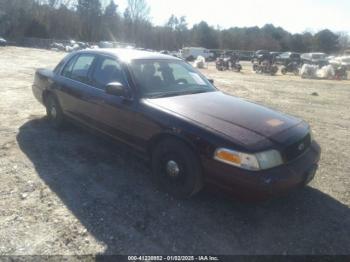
xmin=56 ymin=53 xmax=97 ymax=123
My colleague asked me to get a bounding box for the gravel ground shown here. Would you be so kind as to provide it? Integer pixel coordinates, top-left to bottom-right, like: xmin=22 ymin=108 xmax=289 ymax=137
xmin=0 ymin=47 xmax=349 ymax=255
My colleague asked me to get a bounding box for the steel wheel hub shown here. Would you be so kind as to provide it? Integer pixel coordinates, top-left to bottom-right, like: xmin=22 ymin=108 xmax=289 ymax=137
xmin=51 ymin=105 xmax=57 ymax=119
xmin=166 ymin=160 xmax=180 ymax=177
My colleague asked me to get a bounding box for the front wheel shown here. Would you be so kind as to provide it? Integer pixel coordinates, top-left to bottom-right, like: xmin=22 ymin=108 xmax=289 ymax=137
xmin=151 ymin=138 xmax=203 ymax=199
xmin=46 ymin=95 xmax=65 ymax=129
xmin=281 ymin=67 xmax=287 ymax=75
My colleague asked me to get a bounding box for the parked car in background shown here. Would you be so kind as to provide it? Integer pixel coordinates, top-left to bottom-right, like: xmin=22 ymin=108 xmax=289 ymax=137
xmin=99 ymin=41 xmax=114 ymax=48
xmin=238 ymin=51 xmax=254 ymax=61
xmin=0 ymin=37 xmax=7 ymax=46
xmin=159 ymin=50 xmax=170 ymax=55
xmin=276 ymin=52 xmax=301 ymax=65
xmin=301 ymin=53 xmax=328 ymax=67
xmin=32 ymin=49 xmax=321 ymax=199
xmin=270 ymin=52 xmax=283 ymax=60
xmin=329 ymin=56 xmax=350 ymax=70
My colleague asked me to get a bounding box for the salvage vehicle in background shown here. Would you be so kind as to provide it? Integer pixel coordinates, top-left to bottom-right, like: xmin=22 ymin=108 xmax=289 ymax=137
xmin=216 ymin=54 xmax=242 ymax=72
xmin=329 ymin=56 xmax=350 ymax=70
xmin=253 ymin=60 xmax=278 ymax=75
xmin=231 ymin=60 xmax=242 ymax=72
xmin=32 ymin=49 xmax=321 ymax=199
xmin=301 ymin=52 xmax=328 ymax=67
xmin=333 ymin=65 xmax=348 ymax=80
xmin=281 ymin=61 xmax=300 ymax=75
xmin=216 ymin=56 xmax=230 ymax=71
xmin=0 ymin=37 xmax=7 ymax=46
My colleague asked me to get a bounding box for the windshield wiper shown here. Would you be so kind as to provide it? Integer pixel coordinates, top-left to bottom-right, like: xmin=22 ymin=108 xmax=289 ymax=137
xmin=149 ymin=89 xmax=210 ymax=99
xmin=188 ymin=89 xmax=212 ymax=95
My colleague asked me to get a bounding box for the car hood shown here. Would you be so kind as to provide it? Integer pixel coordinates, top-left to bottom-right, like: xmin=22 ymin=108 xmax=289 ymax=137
xmin=145 ymin=91 xmax=303 ymax=146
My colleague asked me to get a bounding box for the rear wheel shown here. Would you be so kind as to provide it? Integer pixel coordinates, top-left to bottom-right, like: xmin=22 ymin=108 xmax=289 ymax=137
xmin=281 ymin=67 xmax=287 ymax=75
xmin=151 ymin=138 xmax=203 ymax=199
xmin=45 ymin=95 xmax=65 ymax=129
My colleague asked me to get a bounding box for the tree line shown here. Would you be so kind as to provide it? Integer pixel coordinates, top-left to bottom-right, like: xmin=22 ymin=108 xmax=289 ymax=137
xmin=0 ymin=0 xmax=348 ymax=53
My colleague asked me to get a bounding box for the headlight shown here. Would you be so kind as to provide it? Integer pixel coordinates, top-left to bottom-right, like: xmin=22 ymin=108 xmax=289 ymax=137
xmin=214 ymin=148 xmax=283 ymax=171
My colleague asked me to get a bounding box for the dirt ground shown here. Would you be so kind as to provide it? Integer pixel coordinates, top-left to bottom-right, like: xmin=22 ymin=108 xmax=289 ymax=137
xmin=0 ymin=47 xmax=349 ymax=255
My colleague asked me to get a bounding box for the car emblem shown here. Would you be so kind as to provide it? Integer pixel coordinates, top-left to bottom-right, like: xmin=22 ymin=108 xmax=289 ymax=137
xmin=298 ymin=143 xmax=305 ymax=151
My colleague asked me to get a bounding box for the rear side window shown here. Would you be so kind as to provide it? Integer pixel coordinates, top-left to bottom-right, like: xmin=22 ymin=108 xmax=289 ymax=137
xmin=61 ymin=56 xmax=77 ymax=78
xmin=91 ymin=57 xmax=127 ymax=89
xmin=70 ymin=54 xmax=95 ymax=84
xmin=54 ymin=59 xmax=65 ymax=74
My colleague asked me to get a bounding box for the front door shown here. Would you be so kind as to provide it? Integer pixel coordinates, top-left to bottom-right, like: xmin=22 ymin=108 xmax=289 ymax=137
xmin=85 ymin=55 xmax=140 ymax=149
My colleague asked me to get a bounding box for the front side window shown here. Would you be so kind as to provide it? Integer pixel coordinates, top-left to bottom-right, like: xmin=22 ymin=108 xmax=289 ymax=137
xmin=130 ymin=59 xmax=216 ymax=98
xmin=70 ymin=54 xmax=95 ymax=84
xmin=91 ymin=57 xmax=127 ymax=89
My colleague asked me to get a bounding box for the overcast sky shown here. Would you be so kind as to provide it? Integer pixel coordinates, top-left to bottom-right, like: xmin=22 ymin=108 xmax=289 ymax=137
xmin=109 ymin=0 xmax=349 ymax=34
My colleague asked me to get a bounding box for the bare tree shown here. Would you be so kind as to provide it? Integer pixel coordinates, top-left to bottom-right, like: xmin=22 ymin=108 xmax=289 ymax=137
xmin=125 ymin=0 xmax=150 ymax=22
xmin=35 ymin=0 xmax=75 ymax=8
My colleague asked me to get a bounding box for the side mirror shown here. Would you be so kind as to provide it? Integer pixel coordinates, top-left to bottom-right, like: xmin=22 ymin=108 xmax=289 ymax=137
xmin=105 ymin=82 xmax=126 ymax=97
xmin=208 ymin=79 xmax=214 ymax=84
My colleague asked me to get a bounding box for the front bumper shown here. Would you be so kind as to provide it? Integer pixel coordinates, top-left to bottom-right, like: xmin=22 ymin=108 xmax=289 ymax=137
xmin=203 ymin=141 xmax=321 ymax=198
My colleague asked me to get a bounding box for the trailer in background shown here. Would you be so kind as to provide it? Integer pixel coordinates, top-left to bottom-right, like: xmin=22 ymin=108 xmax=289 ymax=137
xmin=180 ymin=47 xmax=214 ymax=61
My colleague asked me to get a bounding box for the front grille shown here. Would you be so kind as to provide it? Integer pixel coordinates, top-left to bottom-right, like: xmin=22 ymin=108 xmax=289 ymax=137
xmin=282 ymin=133 xmax=311 ymax=162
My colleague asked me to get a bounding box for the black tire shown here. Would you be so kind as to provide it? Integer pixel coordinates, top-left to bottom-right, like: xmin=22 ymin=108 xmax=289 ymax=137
xmin=271 ymin=66 xmax=278 ymax=76
xmin=151 ymin=138 xmax=203 ymax=199
xmin=281 ymin=68 xmax=287 ymax=75
xmin=45 ymin=94 xmax=65 ymax=129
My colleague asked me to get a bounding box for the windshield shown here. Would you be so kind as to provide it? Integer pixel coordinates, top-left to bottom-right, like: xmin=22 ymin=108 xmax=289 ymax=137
xmin=130 ymin=59 xmax=216 ymax=98
xmin=312 ymin=54 xmax=326 ymax=59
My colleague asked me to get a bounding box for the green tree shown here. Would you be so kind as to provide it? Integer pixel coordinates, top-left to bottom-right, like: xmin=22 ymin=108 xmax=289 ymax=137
xmin=102 ymin=0 xmax=121 ymax=41
xmin=192 ymin=21 xmax=219 ymax=49
xmin=313 ymin=29 xmax=339 ymax=53
xmin=77 ymin=0 xmax=102 ymax=41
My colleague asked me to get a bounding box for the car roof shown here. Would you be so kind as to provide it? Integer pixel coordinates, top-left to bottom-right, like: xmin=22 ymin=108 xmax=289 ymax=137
xmin=76 ymin=48 xmax=181 ymax=62
xmin=308 ymin=52 xmax=326 ymax=55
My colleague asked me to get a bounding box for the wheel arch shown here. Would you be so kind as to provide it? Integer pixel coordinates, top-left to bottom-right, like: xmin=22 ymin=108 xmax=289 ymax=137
xmin=147 ymin=132 xmax=200 ymax=158
xmin=42 ymin=90 xmax=59 ymax=107
xmin=42 ymin=90 xmax=53 ymax=106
